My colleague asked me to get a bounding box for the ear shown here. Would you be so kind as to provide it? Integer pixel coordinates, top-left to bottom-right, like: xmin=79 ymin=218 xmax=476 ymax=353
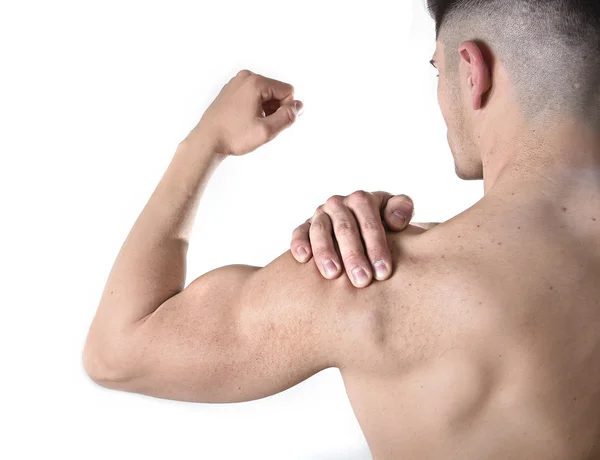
xmin=458 ymin=41 xmax=491 ymax=111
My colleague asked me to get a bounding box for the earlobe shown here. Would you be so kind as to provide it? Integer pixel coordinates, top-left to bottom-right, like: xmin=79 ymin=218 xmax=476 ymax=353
xmin=468 ymin=75 xmax=478 ymax=110
xmin=471 ymin=74 xmax=483 ymax=111
xmin=473 ymin=63 xmax=493 ymax=111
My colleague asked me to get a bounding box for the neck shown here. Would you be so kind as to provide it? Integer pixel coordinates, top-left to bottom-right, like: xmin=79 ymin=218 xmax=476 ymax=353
xmin=482 ymin=119 xmax=600 ymax=199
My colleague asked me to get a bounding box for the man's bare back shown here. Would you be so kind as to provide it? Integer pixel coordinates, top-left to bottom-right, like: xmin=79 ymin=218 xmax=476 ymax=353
xmin=81 ymin=4 xmax=600 ymax=454
xmin=336 ymin=192 xmax=600 ymax=459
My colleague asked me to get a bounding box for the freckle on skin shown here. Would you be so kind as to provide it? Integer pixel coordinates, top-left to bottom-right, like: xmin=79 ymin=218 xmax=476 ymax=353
xmin=549 ymin=286 xmax=553 ymax=290
xmin=477 ymin=225 xmax=480 ymax=228
xmin=562 ymin=207 xmax=567 ymax=212
xmin=593 ymin=218 xmax=597 ymax=221
xmin=518 ymin=226 xmax=521 ymax=229
xmin=498 ymin=242 xmax=502 ymax=245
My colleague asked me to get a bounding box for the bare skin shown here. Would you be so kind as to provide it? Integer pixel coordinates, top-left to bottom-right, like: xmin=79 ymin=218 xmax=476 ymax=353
xmin=292 ymin=187 xmax=600 ymax=459
xmin=289 ymin=38 xmax=600 ymax=458
xmin=83 ymin=37 xmax=600 ymax=459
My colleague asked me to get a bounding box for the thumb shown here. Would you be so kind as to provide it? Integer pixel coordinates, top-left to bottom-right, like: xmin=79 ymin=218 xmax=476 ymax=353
xmin=383 ymin=194 xmax=415 ymax=231
xmin=260 ymin=100 xmax=303 ymax=140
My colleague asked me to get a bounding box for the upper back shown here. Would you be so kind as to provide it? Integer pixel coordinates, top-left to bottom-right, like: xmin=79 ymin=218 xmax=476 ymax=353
xmin=338 ymin=204 xmax=600 ymax=460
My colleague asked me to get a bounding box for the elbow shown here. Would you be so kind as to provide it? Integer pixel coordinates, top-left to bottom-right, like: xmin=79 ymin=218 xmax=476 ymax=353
xmin=82 ymin=337 xmax=136 ymax=388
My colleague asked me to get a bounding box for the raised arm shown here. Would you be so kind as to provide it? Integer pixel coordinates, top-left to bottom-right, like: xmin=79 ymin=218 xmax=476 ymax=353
xmin=82 ymin=69 xmax=406 ymax=403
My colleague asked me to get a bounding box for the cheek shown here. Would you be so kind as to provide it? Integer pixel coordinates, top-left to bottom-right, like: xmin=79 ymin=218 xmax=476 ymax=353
xmin=439 ymin=81 xmax=459 ymax=128
xmin=438 ymin=89 xmax=450 ymax=124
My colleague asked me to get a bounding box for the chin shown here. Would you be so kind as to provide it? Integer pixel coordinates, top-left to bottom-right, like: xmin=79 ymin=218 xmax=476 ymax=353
xmin=454 ymin=164 xmax=470 ymax=180
xmin=454 ymin=163 xmax=483 ymax=180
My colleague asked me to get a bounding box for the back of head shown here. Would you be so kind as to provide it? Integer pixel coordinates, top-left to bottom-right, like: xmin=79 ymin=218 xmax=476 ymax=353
xmin=425 ymin=0 xmax=600 ymax=133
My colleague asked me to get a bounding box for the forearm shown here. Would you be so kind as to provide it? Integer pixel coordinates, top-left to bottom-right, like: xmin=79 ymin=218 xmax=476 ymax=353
xmin=89 ymin=134 xmax=225 ymax=338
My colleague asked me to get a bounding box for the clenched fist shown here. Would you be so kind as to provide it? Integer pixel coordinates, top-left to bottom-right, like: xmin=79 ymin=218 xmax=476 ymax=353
xmin=187 ymin=69 xmax=303 ymax=157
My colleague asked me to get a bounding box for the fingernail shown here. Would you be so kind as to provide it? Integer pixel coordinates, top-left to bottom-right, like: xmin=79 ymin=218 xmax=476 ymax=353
xmin=323 ymin=260 xmax=338 ymax=277
xmin=295 ymin=101 xmax=304 ymax=116
xmin=397 ymin=196 xmax=414 ymax=219
xmin=393 ymin=211 xmax=407 ymax=225
xmin=373 ymin=260 xmax=389 ymax=280
xmin=352 ymin=267 xmax=369 ymax=286
xmin=296 ymin=246 xmax=308 ymax=257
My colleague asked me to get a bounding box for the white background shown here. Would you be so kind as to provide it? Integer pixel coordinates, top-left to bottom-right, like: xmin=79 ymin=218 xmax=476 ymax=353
xmin=0 ymin=0 xmax=482 ymax=458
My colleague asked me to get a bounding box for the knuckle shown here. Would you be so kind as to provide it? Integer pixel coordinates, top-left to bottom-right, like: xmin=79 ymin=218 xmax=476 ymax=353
xmin=365 ymin=246 xmax=387 ymax=263
xmin=312 ymin=245 xmax=333 ymax=259
xmin=348 ymin=190 xmax=372 ymax=205
xmin=325 ymin=195 xmax=344 ymax=209
xmin=300 ymin=220 xmax=312 ymax=230
xmin=343 ymin=250 xmax=364 ymax=269
xmin=247 ymin=74 xmax=261 ymax=89
xmin=236 ymin=69 xmax=252 ymax=79
xmin=310 ymin=219 xmax=327 ymax=233
xmin=291 ymin=223 xmax=309 ymax=238
xmin=285 ymin=106 xmax=296 ymax=125
xmin=334 ymin=221 xmax=354 ymax=237
xmin=361 ymin=217 xmax=383 ymax=232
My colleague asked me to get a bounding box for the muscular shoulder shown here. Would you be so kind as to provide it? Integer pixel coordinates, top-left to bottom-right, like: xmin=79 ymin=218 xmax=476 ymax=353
xmin=240 ymin=219 xmax=488 ymax=376
xmin=236 ymin=248 xmax=384 ymax=371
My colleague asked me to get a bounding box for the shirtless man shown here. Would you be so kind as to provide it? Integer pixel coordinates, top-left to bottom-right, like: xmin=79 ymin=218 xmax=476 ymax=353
xmin=83 ymin=0 xmax=600 ymax=458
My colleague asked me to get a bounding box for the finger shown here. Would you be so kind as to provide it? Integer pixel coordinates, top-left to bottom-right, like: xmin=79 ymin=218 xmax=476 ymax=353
xmin=290 ymin=220 xmax=313 ymax=263
xmin=371 ymin=191 xmax=394 ymax=212
xmin=309 ymin=207 xmax=343 ymax=280
xmin=342 ymin=191 xmax=393 ymax=282
xmin=259 ymin=101 xmax=303 ymax=142
xmin=323 ymin=195 xmax=374 ymax=288
xmin=253 ymin=74 xmax=295 ymax=103
xmin=371 ymin=190 xmax=412 ymax=230
xmin=381 ymin=194 xmax=415 ymax=231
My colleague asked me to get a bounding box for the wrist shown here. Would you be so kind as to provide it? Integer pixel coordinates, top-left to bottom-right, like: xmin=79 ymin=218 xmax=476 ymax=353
xmin=179 ymin=124 xmax=228 ymax=161
xmin=168 ymin=128 xmax=227 ymax=193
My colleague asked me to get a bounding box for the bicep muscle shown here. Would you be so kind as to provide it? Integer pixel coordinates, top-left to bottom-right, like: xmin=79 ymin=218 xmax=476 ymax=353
xmin=121 ymin=250 xmax=358 ymax=403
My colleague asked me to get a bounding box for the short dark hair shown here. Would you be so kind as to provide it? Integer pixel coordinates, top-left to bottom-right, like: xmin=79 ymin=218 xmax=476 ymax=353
xmin=426 ymin=0 xmax=600 ymax=130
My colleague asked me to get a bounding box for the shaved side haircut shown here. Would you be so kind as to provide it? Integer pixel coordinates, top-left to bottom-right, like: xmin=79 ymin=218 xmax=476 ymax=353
xmin=426 ymin=0 xmax=600 ymax=132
